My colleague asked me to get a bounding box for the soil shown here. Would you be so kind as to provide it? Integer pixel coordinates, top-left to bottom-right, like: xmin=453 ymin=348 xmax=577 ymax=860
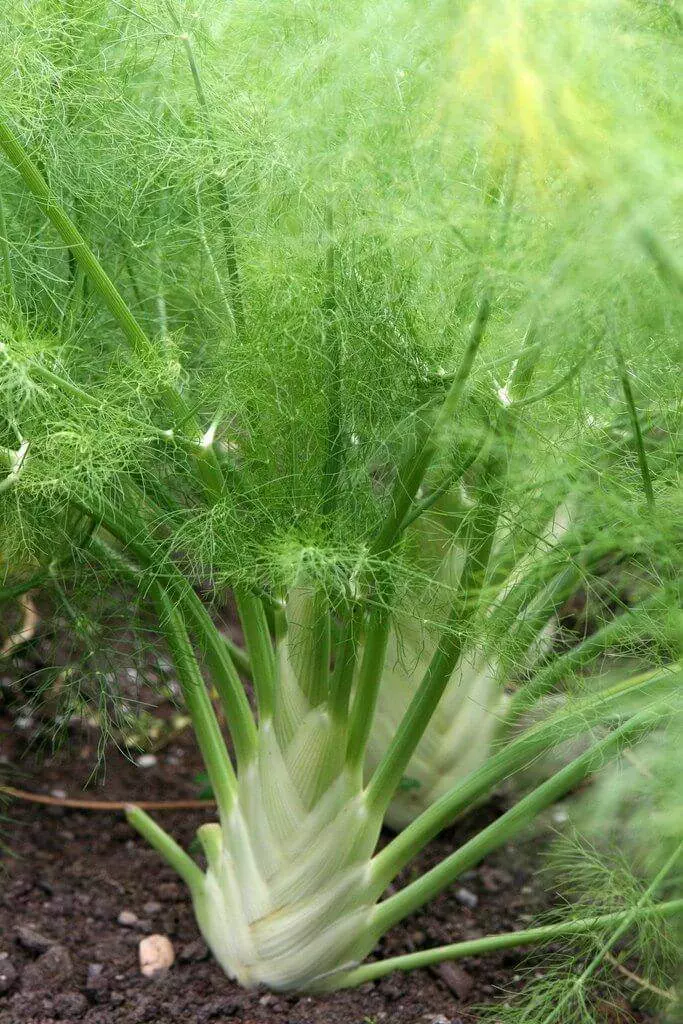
xmin=0 ymin=596 xmax=661 ymax=1024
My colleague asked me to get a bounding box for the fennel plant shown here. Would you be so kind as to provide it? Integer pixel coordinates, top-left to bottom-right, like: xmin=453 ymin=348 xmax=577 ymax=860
xmin=0 ymin=0 xmax=681 ymax=995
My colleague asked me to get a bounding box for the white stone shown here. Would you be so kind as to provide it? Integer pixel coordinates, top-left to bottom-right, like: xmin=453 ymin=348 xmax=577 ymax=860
xmin=117 ymin=910 xmax=138 ymax=927
xmin=139 ymin=935 xmax=175 ymax=978
xmin=136 ymin=754 xmax=158 ymax=768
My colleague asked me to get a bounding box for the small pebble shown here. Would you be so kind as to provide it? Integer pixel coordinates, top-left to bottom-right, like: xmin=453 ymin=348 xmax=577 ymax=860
xmin=437 ymin=962 xmax=474 ymax=1000
xmin=479 ymin=866 xmax=513 ymax=892
xmin=0 ymin=955 xmax=17 ymax=993
xmin=157 ymin=882 xmax=181 ymax=901
xmin=85 ymin=962 xmax=106 ymax=992
xmin=139 ymin=934 xmax=175 ymax=978
xmin=16 ymin=924 xmax=56 ymax=952
xmin=455 ymin=886 xmax=478 ymax=909
xmin=143 ymin=901 xmax=162 ymax=916
xmin=117 ymin=910 xmax=139 ymax=927
xmin=136 ymin=754 xmax=158 ymax=768
xmin=50 ymin=788 xmax=67 ymax=800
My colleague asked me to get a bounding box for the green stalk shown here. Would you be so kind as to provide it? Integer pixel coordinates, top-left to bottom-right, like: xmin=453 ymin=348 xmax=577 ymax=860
xmin=613 ymin=339 xmax=655 ymax=511
xmin=370 ymin=664 xmax=681 ymax=891
xmin=0 ymin=186 xmax=15 ymax=303
xmin=328 ymin=603 xmax=362 ymax=724
xmin=335 ymin=899 xmax=683 ymax=989
xmin=289 ymin=586 xmax=332 ymax=707
xmin=195 ymin=183 xmax=233 ymax=319
xmin=234 ymin=586 xmax=276 ymax=722
xmin=126 ymin=805 xmax=204 ymax=892
xmin=363 ymin=602 xmax=468 ymax=815
xmin=345 ymin=605 xmax=392 ymax=775
xmin=371 ymin=699 xmax=668 ymax=934
xmin=372 ymin=292 xmax=491 ymax=556
xmin=152 ymin=583 xmax=237 ymax=816
xmin=484 ymin=533 xmax=609 ymax=647
xmin=540 ymin=839 xmax=683 ymax=1024
xmin=122 ymin=247 xmax=144 ymax=308
xmin=320 ymin=208 xmax=344 ymax=522
xmin=222 ymin=634 xmax=251 ymax=677
xmin=175 ymin=584 xmax=258 ymax=768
